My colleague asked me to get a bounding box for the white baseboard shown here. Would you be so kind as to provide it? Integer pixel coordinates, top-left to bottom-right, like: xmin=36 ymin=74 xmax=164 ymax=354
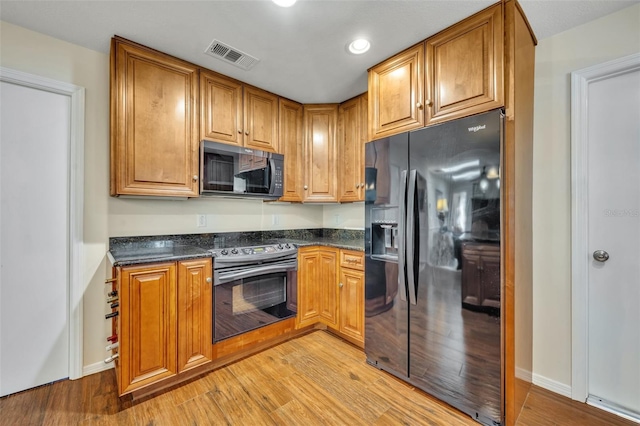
xmin=532 ymin=373 xmax=572 ymax=398
xmin=82 ymin=360 xmax=114 ymax=377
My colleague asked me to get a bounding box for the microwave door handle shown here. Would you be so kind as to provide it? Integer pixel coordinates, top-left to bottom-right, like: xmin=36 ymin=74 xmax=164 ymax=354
xmin=268 ymin=158 xmax=276 ymax=194
xmin=215 ymin=261 xmax=296 ymax=285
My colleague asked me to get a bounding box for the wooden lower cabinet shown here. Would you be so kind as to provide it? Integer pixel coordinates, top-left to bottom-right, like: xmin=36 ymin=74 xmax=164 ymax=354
xmin=338 ymin=250 xmax=365 ymax=345
xmin=116 ymin=258 xmax=212 ymax=395
xmin=177 ymin=259 xmax=213 ymax=373
xmin=297 ymin=246 xmax=364 ymax=346
xmin=118 ymin=262 xmax=177 ymax=395
xmin=297 ymin=246 xmax=338 ymax=328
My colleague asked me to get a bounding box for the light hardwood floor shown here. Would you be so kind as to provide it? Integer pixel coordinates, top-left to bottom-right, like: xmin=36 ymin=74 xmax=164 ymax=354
xmin=0 ymin=331 xmax=635 ymax=425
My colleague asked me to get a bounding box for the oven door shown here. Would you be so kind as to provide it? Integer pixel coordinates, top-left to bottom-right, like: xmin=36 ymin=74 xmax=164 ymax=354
xmin=213 ymin=264 xmax=297 ymax=342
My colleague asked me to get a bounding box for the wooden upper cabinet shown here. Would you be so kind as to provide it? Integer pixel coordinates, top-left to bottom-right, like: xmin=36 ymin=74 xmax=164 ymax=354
xmin=110 ymin=37 xmax=199 ymax=197
xmin=200 ymin=71 xmax=278 ymax=152
xmin=243 ymin=86 xmax=279 ymax=152
xmin=303 ymin=104 xmax=338 ymax=202
xmin=338 ymin=94 xmax=366 ymax=202
xmin=279 ymin=98 xmax=304 ymax=202
xmin=200 ymin=70 xmax=243 ymax=146
xmin=177 ymin=258 xmax=212 ymax=373
xmin=118 ymin=262 xmax=177 ymax=395
xmin=425 ymin=3 xmax=504 ymax=124
xmin=368 ymin=43 xmax=424 ymax=140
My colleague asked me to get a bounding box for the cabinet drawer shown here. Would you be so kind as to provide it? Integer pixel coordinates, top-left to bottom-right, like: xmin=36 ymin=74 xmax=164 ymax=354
xmin=340 ymin=250 xmax=364 ymax=270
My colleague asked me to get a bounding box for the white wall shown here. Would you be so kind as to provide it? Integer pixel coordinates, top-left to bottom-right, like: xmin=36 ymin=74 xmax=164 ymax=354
xmin=532 ymin=3 xmax=640 ymax=392
xmin=322 ymin=202 xmax=364 ymax=229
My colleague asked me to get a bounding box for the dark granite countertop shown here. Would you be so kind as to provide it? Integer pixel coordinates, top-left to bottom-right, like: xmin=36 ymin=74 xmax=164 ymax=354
xmin=109 ymin=229 xmax=364 ymax=266
xmin=285 ymin=237 xmax=364 ymax=252
xmin=108 ymin=241 xmax=212 ymax=266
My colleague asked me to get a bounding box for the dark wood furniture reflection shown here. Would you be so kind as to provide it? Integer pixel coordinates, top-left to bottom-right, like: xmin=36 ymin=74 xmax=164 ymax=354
xmin=461 ymin=242 xmax=500 ymax=310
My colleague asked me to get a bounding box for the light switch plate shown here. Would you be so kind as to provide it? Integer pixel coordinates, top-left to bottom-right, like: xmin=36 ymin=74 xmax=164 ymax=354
xmin=197 ymin=214 xmax=207 ymax=227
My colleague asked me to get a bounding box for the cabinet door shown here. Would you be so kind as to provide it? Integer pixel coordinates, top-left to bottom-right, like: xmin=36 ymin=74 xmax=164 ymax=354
xmin=244 ymin=86 xmax=279 ymax=152
xmin=368 ymin=43 xmax=424 ymax=139
xmin=318 ymin=248 xmax=339 ymax=329
xmin=297 ymin=248 xmax=321 ymax=328
xmin=177 ymin=259 xmax=213 ymax=373
xmin=200 ymin=70 xmax=243 ymax=146
xmin=278 ymin=98 xmax=304 ymax=202
xmin=303 ymin=105 xmax=338 ymax=202
xmin=461 ymin=252 xmax=481 ymax=307
xmin=425 ymin=4 xmax=503 ymax=125
xmin=111 ymin=38 xmax=199 ymax=197
xmin=480 ymin=253 xmax=501 ymax=309
xmin=338 ymin=95 xmax=364 ymax=202
xmin=119 ymin=262 xmax=177 ymax=395
xmin=339 ymin=267 xmax=364 ymax=344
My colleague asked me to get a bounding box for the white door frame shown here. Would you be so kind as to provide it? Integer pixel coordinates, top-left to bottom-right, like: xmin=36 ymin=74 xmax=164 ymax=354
xmin=571 ymin=52 xmax=640 ymax=401
xmin=0 ymin=67 xmax=84 ymax=380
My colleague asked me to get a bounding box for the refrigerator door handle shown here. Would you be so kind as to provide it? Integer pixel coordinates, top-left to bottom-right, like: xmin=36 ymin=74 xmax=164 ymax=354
xmin=398 ymin=170 xmax=408 ymax=302
xmin=406 ymin=169 xmax=418 ymax=306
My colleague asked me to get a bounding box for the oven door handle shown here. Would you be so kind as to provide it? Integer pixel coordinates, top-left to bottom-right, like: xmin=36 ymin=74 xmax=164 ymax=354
xmin=214 ymin=261 xmax=297 ymax=285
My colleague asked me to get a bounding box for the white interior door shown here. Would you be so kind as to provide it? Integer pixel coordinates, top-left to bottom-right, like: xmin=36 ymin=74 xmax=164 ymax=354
xmin=0 ymin=81 xmax=70 ymax=396
xmin=586 ymin=64 xmax=640 ymax=419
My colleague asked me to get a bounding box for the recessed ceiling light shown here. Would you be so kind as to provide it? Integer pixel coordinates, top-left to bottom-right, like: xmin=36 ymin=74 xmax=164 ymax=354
xmin=348 ymin=39 xmax=370 ymax=55
xmin=272 ymin=0 xmax=296 ymax=7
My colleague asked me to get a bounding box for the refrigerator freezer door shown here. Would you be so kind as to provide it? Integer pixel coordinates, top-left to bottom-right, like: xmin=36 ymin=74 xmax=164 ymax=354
xmin=407 ymin=109 xmax=503 ymax=425
xmin=364 ymin=133 xmax=409 ymax=378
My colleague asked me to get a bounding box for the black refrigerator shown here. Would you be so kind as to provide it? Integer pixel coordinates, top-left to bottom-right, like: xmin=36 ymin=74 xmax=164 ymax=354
xmin=364 ymin=109 xmax=503 ymax=426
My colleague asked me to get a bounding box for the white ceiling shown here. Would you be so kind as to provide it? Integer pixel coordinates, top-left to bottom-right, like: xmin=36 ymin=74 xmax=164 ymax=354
xmin=1 ymin=0 xmax=638 ymax=104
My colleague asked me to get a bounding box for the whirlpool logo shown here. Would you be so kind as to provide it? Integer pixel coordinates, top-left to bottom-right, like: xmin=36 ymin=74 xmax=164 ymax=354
xmin=468 ymin=124 xmax=487 ymax=132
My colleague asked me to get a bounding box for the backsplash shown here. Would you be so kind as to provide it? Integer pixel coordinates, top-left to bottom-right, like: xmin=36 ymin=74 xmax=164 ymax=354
xmin=109 ymin=228 xmax=364 ymax=251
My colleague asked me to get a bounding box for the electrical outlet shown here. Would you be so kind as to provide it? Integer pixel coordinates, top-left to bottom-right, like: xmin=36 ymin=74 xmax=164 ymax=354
xmin=333 ymin=214 xmax=340 ymax=226
xmin=197 ymin=214 xmax=207 ymax=227
xmin=272 ymin=214 xmax=280 ymax=226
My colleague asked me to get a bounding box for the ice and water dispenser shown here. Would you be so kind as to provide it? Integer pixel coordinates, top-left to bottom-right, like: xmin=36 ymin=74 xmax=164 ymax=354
xmin=370 ymin=206 xmax=399 ymax=262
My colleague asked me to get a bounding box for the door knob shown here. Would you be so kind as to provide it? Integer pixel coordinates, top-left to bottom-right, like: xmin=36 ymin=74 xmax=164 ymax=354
xmin=593 ymin=250 xmax=609 ymax=262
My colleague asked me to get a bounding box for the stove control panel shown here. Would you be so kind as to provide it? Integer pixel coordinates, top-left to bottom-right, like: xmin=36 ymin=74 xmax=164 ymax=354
xmin=211 ymin=243 xmax=296 ymax=258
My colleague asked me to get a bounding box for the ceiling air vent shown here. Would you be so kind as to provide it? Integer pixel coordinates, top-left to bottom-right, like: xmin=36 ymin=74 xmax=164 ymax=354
xmin=204 ymin=39 xmax=259 ymax=71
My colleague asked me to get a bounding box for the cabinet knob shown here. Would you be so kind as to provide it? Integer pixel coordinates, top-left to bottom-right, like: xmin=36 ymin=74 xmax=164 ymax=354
xmin=304 ymin=185 xmax=308 ymax=190
xmin=245 ymin=131 xmax=249 ymax=135
xmin=416 ymin=102 xmax=423 ymax=109
xmin=360 ymin=182 xmax=365 ymax=188
xmin=425 ymin=99 xmax=433 ymax=107
xmin=356 ymin=183 xmax=360 ymax=189
xmin=339 ymin=282 xmax=344 ymax=288
xmin=238 ymin=129 xmax=242 ymax=134
xmin=206 ymin=277 xmax=212 ymax=283
xmin=193 ymin=175 xmax=198 ymax=182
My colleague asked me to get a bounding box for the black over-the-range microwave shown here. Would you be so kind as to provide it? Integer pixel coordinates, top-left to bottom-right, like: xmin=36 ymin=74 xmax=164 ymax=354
xmin=200 ymin=140 xmax=284 ymax=199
